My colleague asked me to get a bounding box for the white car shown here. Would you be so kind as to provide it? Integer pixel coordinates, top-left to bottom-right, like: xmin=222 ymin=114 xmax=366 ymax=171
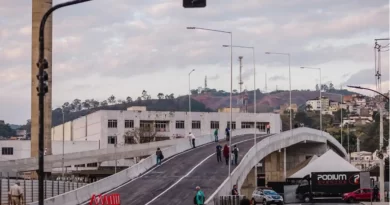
xmin=251 ymin=188 xmax=284 ymax=205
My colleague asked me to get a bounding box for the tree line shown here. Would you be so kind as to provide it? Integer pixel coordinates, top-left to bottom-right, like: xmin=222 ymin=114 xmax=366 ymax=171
xmin=61 ymin=90 xmax=175 ymax=113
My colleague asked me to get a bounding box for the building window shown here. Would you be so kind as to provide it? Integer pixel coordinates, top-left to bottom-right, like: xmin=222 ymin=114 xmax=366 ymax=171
xmin=1 ymin=147 xmax=13 ymax=155
xmin=241 ymin=121 xmax=254 ymax=129
xmin=75 ymin=164 xmax=86 ymax=167
xmin=155 ymin=121 xmax=169 ymax=132
xmin=227 ymin=121 xmax=236 ymax=130
xmin=210 ymin=121 xmax=219 ymax=129
xmin=176 ymin=121 xmax=185 ymax=129
xmin=125 ymin=120 xmax=134 ymax=128
xmin=108 ymin=120 xmax=117 ymax=128
xmin=108 ymin=136 xmax=117 ymax=144
xmin=192 ymin=121 xmax=201 ymax=129
xmin=87 ymin=163 xmax=98 ymax=167
xmin=257 ymin=122 xmax=266 ymax=132
xmin=140 ymin=120 xmax=153 ymax=128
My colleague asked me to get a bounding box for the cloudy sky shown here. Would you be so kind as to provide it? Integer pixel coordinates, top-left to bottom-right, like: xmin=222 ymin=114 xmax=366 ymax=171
xmin=0 ymin=0 xmax=389 ymax=124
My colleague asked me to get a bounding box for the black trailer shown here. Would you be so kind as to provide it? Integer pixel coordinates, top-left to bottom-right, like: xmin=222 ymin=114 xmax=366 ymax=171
xmin=296 ymin=171 xmax=361 ymax=202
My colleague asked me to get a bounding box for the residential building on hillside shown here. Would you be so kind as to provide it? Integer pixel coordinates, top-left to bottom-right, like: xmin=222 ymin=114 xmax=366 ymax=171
xmin=279 ymin=103 xmax=298 ymax=113
xmin=305 ymin=97 xmax=329 ymax=111
xmin=218 ymin=107 xmax=241 ymax=113
xmin=329 ymin=100 xmax=340 ymax=112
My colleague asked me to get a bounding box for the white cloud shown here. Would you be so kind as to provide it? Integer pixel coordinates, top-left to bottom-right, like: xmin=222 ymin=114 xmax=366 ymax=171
xmin=0 ymin=0 xmax=388 ymax=123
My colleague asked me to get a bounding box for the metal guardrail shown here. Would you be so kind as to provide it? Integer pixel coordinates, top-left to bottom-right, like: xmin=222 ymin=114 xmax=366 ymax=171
xmin=213 ymin=195 xmax=246 ymax=205
xmin=0 ymin=173 xmax=89 ymax=205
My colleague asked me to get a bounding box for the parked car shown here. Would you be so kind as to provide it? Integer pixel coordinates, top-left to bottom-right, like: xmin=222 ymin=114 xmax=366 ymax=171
xmin=251 ymin=187 xmax=284 ymax=205
xmin=342 ymin=188 xmax=379 ymax=203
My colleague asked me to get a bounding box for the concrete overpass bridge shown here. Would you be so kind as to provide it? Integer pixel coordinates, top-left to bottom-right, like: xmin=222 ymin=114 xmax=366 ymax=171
xmin=0 ymin=138 xmax=177 ymax=172
xmin=29 ymin=127 xmax=346 ymax=205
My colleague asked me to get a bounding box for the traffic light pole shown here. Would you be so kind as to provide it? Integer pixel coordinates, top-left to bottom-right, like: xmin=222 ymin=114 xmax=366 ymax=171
xmin=37 ymin=1 xmax=92 ymax=204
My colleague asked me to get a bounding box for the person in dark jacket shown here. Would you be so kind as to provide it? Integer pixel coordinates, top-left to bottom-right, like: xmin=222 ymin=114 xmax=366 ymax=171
xmin=216 ymin=144 xmax=222 ymax=163
xmin=373 ymin=185 xmax=379 ymax=201
xmin=231 ymin=184 xmax=239 ymax=195
xmin=223 ymin=144 xmax=230 ymax=165
xmin=156 ymin=147 xmax=163 ymax=165
xmin=233 ymin=145 xmax=239 ymax=165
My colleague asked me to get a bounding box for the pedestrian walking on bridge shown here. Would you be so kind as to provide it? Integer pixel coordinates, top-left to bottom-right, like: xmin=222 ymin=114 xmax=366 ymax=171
xmin=216 ymin=144 xmax=222 ymax=163
xmin=233 ymin=145 xmax=239 ymax=165
xmin=223 ymin=144 xmax=230 ymax=165
xmin=214 ymin=128 xmax=219 ymax=142
xmin=155 ymin=147 xmax=163 ymax=166
xmin=194 ymin=186 xmax=205 ymax=205
xmin=188 ymin=132 xmax=196 ymax=148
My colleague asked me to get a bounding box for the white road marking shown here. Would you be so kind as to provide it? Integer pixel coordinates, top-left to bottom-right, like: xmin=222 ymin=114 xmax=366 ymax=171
xmin=81 ymin=135 xmax=250 ymax=205
xmin=144 ymin=153 xmax=216 ymax=205
xmin=144 ymin=135 xmax=269 ymax=205
xmin=204 ymin=134 xmax=273 ymax=204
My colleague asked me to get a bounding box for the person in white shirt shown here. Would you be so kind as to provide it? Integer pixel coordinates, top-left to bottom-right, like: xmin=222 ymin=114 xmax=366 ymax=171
xmin=188 ymin=132 xmax=196 ymax=148
xmin=8 ymin=182 xmax=23 ymax=205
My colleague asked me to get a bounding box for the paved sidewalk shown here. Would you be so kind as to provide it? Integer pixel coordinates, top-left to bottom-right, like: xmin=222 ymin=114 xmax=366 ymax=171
xmin=360 ymin=202 xmax=389 ymax=205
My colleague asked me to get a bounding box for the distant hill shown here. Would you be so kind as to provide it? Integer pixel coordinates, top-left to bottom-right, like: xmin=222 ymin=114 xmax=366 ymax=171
xmin=193 ymin=89 xmax=359 ymax=112
xmin=15 ymin=88 xmax=359 ymax=129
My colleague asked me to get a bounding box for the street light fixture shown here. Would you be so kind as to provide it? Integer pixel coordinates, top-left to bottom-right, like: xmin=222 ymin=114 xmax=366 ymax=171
xmin=265 ymin=51 xmax=291 ymax=180
xmin=300 ymin=66 xmax=323 ymax=136
xmin=223 ymin=44 xmax=257 ymax=186
xmin=187 ymin=26 xmax=234 ymax=179
xmin=36 ymin=1 xmax=92 ymax=204
xmin=189 ymin=69 xmax=195 ymax=133
xmin=347 ymin=85 xmax=389 ymax=101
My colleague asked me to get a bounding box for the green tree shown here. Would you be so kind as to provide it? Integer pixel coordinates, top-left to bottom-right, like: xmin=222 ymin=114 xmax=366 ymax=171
xmin=157 ymin=93 xmax=164 ymax=99
xmin=0 ymin=123 xmax=16 ymax=137
xmin=329 ymin=82 xmax=335 ymax=90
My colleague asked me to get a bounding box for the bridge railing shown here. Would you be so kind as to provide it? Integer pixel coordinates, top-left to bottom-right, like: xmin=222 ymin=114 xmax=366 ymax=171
xmin=207 ymin=127 xmax=346 ymax=204
xmin=29 ymin=128 xmax=256 ymax=205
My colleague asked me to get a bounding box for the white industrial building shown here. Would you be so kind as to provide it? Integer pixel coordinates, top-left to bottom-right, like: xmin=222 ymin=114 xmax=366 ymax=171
xmin=1 ymin=107 xmax=281 ymax=171
xmin=51 ymin=107 xmax=282 ymax=148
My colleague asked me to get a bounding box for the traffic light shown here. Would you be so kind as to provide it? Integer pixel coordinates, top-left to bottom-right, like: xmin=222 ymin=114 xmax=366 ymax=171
xmin=36 ymin=59 xmax=49 ymax=95
xmin=183 ymin=0 xmax=206 ymax=8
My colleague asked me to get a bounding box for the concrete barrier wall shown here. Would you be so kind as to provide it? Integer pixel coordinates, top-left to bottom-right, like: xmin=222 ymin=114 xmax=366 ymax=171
xmin=0 ymin=138 xmax=182 ymax=172
xmin=206 ymin=127 xmax=347 ymax=205
xmin=29 ymin=129 xmax=256 ymax=205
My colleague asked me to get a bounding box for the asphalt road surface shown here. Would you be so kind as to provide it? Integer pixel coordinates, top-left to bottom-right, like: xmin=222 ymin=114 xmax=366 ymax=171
xmin=111 ymin=134 xmax=268 ymax=205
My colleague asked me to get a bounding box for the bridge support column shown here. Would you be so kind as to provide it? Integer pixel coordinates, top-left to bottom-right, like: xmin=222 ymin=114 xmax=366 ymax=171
xmin=240 ymin=166 xmax=257 ymax=198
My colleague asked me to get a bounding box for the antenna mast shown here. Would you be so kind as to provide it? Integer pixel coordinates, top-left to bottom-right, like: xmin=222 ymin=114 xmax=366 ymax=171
xmin=239 ymin=56 xmax=243 ymax=94
xmin=204 ymin=75 xmax=208 ymax=90
xmin=265 ymin=72 xmax=268 ymax=93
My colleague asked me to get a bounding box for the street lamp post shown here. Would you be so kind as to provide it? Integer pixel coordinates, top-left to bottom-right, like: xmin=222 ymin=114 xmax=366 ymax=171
xmin=223 ymin=45 xmax=257 ymax=186
xmin=265 ymin=52 xmax=291 ymax=180
xmin=301 ymin=67 xmax=322 ymax=136
xmin=61 ymin=109 xmax=65 ymax=178
xmin=37 ymin=1 xmax=92 ymax=204
xmin=188 ymin=69 xmax=195 ymax=133
xmin=348 ymin=85 xmax=388 ymax=202
xmin=325 ymin=93 xmax=344 ymax=146
xmin=187 ymin=27 xmax=233 ymax=179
